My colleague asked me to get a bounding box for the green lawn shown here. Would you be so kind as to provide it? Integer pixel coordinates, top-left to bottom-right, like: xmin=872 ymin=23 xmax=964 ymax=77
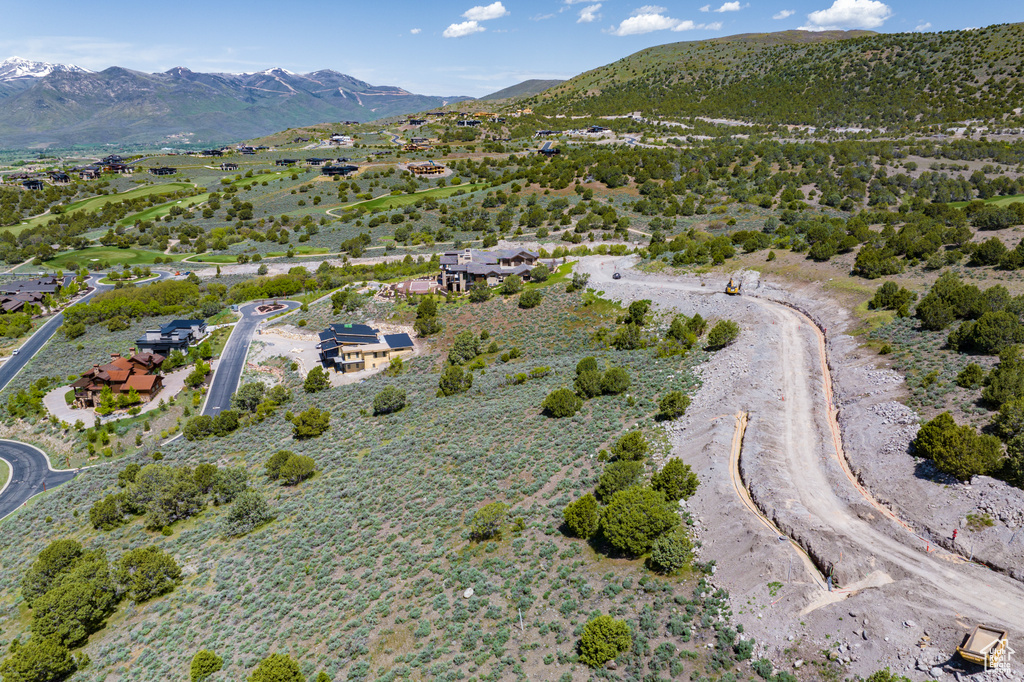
xmin=186 ymin=246 xmax=329 ymax=263
xmin=950 ymin=193 xmax=1024 ymax=208
xmin=0 ymin=458 xmax=9 ymax=494
xmin=13 ymin=183 xmax=193 ymax=234
xmin=44 ymin=247 xmax=188 ymax=270
xmin=97 ymin=274 xmax=160 ymax=285
xmin=338 ymin=182 xmax=488 ymax=212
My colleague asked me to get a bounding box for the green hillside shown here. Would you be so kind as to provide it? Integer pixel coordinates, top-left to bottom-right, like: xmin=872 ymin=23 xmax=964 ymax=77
xmin=536 ymin=23 xmax=1024 ymax=129
xmin=478 ymin=79 xmax=565 ymax=101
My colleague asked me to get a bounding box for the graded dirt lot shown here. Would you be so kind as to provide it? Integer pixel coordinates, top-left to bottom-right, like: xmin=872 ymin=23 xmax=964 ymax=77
xmin=581 ymin=256 xmax=1024 ymax=680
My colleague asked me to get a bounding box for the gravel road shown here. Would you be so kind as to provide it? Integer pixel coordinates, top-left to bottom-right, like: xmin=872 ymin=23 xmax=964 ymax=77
xmin=581 ymin=257 xmax=1024 ymax=679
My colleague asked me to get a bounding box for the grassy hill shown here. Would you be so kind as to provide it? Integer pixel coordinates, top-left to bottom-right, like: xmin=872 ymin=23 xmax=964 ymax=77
xmin=535 ymin=23 xmax=1024 ymax=128
xmin=478 ymin=79 xmax=565 ymax=101
xmin=0 ymin=287 xmax=732 ymax=681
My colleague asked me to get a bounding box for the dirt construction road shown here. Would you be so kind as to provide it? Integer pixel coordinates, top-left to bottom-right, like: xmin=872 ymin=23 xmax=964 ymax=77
xmin=583 ymin=257 xmax=1024 ymax=676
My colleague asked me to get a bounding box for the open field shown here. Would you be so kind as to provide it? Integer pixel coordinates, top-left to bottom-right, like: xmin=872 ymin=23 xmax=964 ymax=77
xmin=337 ymin=182 xmax=489 ymax=212
xmin=116 ymin=171 xmax=289 ymax=226
xmin=0 ymin=285 xmax=735 ymax=681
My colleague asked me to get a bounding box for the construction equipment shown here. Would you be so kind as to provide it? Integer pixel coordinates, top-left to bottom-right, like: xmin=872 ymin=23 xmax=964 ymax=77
xmin=725 ymin=278 xmax=741 ymax=295
xmin=956 ymin=625 xmax=1009 ymax=668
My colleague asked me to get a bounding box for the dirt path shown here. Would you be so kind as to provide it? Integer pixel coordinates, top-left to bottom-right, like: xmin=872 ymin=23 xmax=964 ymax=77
xmin=581 ymin=256 xmax=1024 ymax=677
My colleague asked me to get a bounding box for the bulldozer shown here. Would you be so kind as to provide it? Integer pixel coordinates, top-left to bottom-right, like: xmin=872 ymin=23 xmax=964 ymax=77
xmin=956 ymin=624 xmax=1009 ymax=668
xmin=725 ymin=278 xmax=741 ymax=295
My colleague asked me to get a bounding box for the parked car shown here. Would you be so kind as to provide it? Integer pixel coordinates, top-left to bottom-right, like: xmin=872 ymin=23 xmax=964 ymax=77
xmin=612 ymin=272 xmax=621 ymax=280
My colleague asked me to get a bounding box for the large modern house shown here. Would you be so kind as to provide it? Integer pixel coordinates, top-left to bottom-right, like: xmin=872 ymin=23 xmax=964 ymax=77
xmin=439 ymin=248 xmax=539 ymax=292
xmin=0 ymin=276 xmax=62 ymax=314
xmin=136 ymin=319 xmax=207 ymax=355
xmin=317 ymin=323 xmax=414 ymax=374
xmin=71 ymin=352 xmax=166 ymax=408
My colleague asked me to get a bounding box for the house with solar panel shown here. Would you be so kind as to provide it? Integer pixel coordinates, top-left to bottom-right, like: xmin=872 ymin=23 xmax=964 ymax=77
xmin=317 ymin=323 xmax=414 ymax=374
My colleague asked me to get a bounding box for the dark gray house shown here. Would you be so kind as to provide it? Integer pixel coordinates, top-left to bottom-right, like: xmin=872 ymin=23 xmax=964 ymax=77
xmin=136 ymin=319 xmax=208 ymax=354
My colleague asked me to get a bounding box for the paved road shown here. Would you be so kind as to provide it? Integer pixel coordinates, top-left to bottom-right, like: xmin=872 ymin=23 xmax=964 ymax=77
xmin=202 ymin=300 xmax=299 ymax=417
xmin=584 ymin=258 xmax=1024 ymax=634
xmin=0 ymin=270 xmax=172 ymax=521
xmin=0 ymin=441 xmax=77 ymax=521
xmin=0 ymin=270 xmax=172 ymax=391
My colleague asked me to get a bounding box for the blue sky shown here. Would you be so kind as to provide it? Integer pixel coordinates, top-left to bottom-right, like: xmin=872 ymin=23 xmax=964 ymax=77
xmin=0 ymin=0 xmax=1020 ymax=96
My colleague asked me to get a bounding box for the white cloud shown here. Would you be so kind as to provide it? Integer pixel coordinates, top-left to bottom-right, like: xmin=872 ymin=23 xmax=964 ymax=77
xmin=410 ymin=28 xmax=422 ymax=34
xmin=578 ymin=3 xmax=602 ymax=22
xmin=564 ymin=0 xmax=593 ymax=3
xmin=799 ymin=0 xmax=893 ymax=30
xmin=632 ymin=5 xmax=668 ymax=14
xmin=531 ymin=13 xmax=555 ymax=20
xmin=462 ymin=2 xmax=509 ymax=21
xmin=673 ymin=20 xmax=722 ymax=30
xmin=773 ymin=9 xmax=795 ymax=18
xmin=443 ymin=20 xmax=486 ymax=37
xmin=714 ymin=1 xmax=747 ymax=12
xmin=699 ymin=4 xmax=711 ymax=10
xmin=608 ymin=7 xmax=724 ymax=36
xmin=915 ymin=21 xmax=931 ymax=31
xmin=610 ymin=12 xmax=679 ymax=35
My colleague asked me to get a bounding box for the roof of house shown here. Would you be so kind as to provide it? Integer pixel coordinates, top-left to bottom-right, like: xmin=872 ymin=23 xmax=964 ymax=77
xmin=99 ymin=357 xmax=133 ymax=372
xmin=106 ymin=369 xmax=130 ymax=383
xmin=123 ymin=374 xmax=160 ymax=392
xmin=160 ymin=319 xmax=204 ymax=334
xmin=384 ymin=333 xmax=414 ymax=350
xmin=326 ymin=323 xmax=380 ymax=345
xmin=130 ymin=352 xmax=165 ymax=367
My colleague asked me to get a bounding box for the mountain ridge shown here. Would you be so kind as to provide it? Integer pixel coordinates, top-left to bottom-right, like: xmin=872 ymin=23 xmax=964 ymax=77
xmin=0 ymin=61 xmax=472 ymax=148
xmin=0 ymin=56 xmax=91 ymax=82
xmin=478 ymin=79 xmax=565 ymax=101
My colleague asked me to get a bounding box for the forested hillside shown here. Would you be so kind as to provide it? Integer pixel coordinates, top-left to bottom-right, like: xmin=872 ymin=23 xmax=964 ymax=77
xmin=536 ymin=23 xmax=1024 ymax=129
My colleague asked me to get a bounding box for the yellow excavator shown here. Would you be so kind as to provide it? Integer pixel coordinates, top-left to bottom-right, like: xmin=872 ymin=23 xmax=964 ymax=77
xmin=725 ymin=278 xmax=741 ymax=295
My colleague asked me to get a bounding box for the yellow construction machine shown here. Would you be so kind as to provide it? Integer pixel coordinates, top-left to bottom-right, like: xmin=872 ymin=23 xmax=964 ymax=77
xmin=725 ymin=278 xmax=741 ymax=295
xmin=956 ymin=625 xmax=1009 ymax=668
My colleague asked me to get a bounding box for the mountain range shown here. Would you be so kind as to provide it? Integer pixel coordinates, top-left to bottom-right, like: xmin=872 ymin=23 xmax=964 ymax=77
xmin=0 ymin=58 xmax=471 ymax=149
xmin=0 ymin=56 xmax=92 ymax=82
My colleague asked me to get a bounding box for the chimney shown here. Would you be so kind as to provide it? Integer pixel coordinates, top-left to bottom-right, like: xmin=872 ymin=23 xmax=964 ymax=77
xmin=111 ymin=353 xmax=120 ymax=359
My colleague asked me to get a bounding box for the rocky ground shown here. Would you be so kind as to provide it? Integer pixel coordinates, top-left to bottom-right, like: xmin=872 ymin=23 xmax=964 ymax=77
xmin=580 ymin=257 xmax=1024 ymax=681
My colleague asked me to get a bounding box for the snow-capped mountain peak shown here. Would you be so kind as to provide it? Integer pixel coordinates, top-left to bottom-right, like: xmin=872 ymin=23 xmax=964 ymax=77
xmin=0 ymin=56 xmax=92 ymax=81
